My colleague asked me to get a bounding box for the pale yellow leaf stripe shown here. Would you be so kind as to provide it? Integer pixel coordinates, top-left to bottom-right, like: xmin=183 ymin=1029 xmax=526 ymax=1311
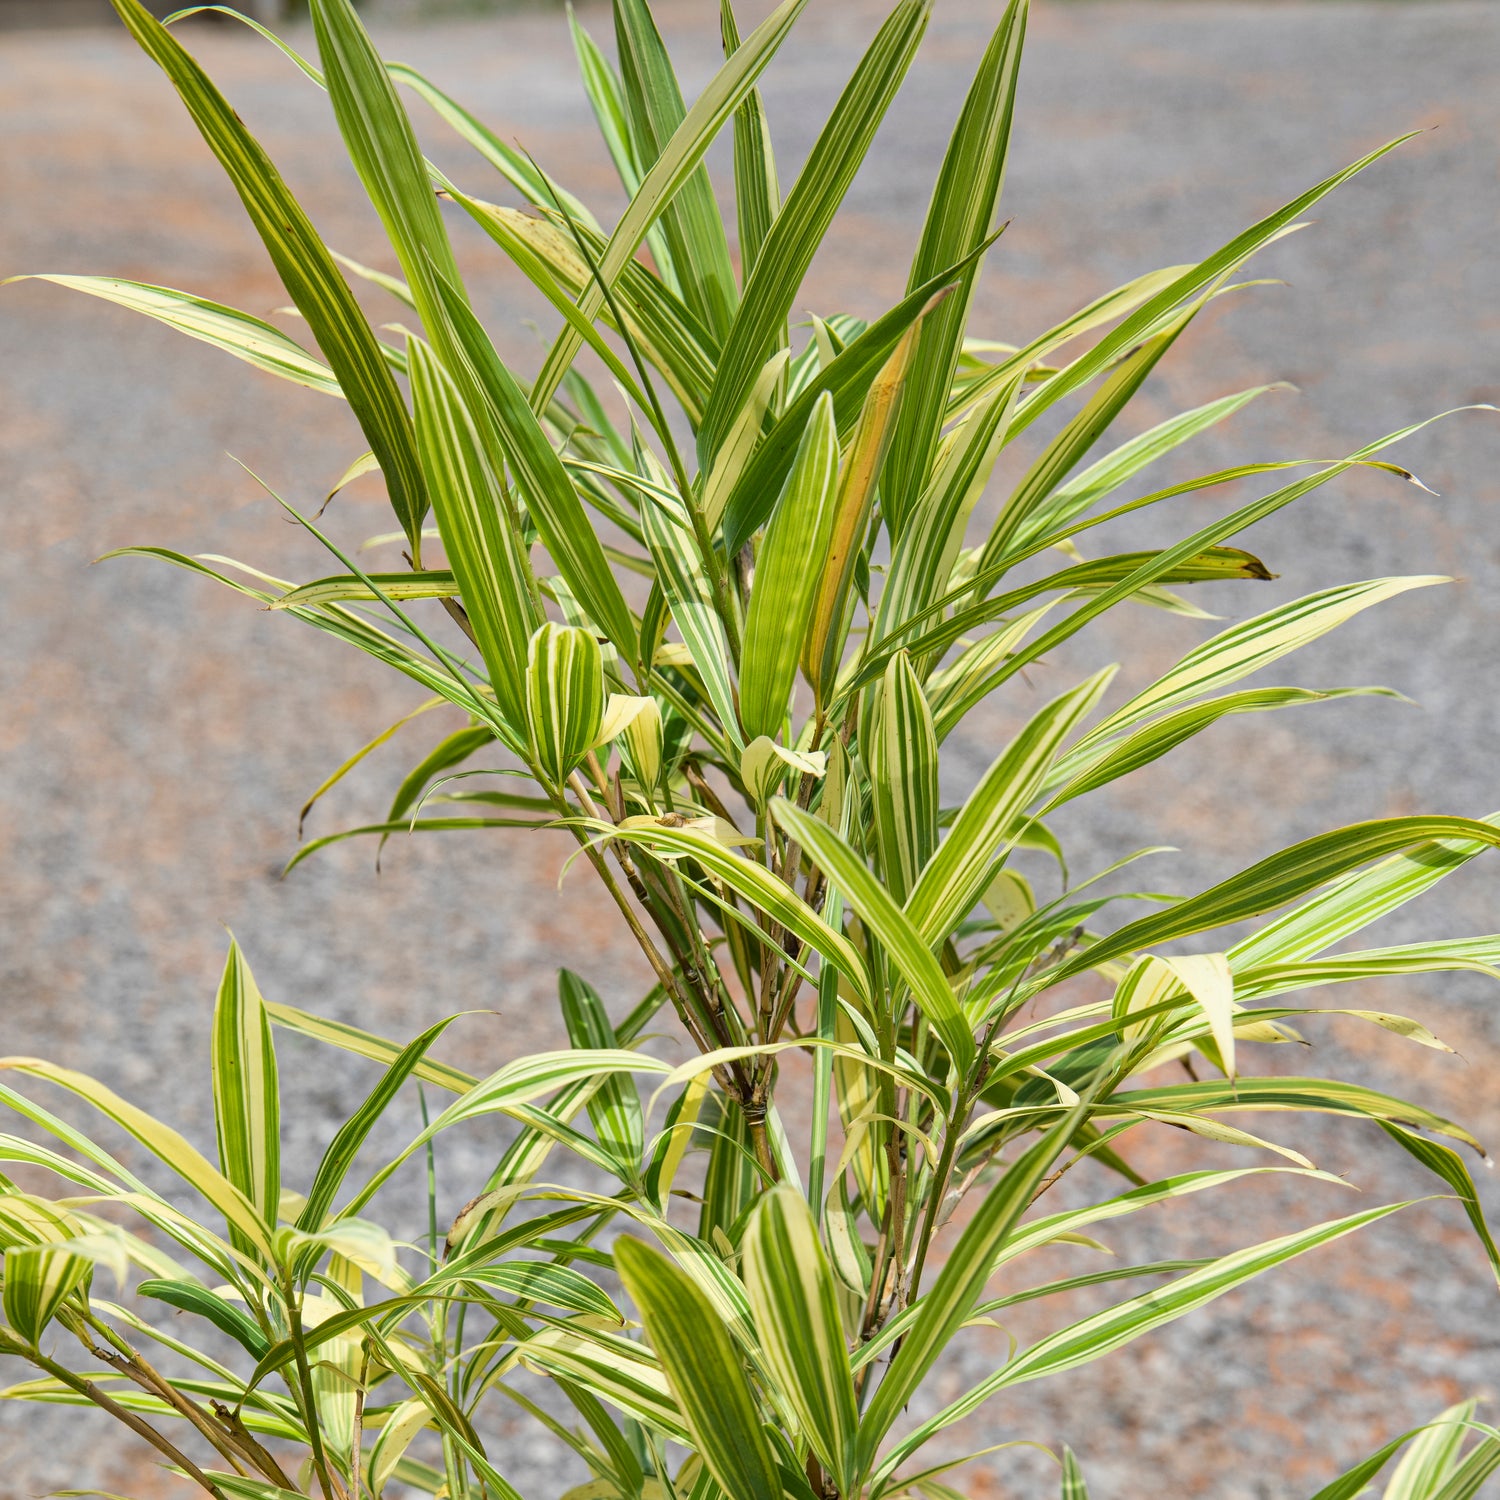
xmin=0 ymin=1058 xmax=276 ymax=1261
xmin=7 ymin=275 xmax=341 ymax=396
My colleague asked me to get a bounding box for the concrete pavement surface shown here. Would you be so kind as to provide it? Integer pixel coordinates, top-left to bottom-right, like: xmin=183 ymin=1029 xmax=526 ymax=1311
xmin=1 ymin=2 xmax=1498 ymax=1495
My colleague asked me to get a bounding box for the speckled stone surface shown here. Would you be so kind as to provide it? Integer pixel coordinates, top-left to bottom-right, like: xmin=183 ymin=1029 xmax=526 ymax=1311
xmin=1 ymin=3 xmax=1497 ymax=1495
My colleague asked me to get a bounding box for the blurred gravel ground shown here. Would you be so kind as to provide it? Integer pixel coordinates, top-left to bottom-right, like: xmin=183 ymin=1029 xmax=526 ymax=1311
xmin=1 ymin=2 xmax=1498 ymax=1496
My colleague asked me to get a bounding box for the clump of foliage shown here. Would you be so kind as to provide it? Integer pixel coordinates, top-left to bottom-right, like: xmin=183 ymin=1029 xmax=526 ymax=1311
xmin=4 ymin=0 xmax=1499 ymax=1497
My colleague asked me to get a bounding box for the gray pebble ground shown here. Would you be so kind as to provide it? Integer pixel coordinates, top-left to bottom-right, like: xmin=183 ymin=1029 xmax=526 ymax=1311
xmin=1 ymin=2 xmax=1498 ymax=1495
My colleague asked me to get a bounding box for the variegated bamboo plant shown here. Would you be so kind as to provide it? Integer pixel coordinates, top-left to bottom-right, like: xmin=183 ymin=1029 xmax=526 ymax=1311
xmin=4 ymin=0 xmax=1499 ymax=1497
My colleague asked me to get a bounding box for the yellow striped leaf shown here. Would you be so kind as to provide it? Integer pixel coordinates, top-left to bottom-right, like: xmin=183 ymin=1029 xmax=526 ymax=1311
xmin=880 ymin=0 xmax=1026 ymax=538
xmin=698 ymin=0 xmax=930 ymax=466
xmin=407 ymin=335 xmax=538 ymax=733
xmin=773 ymin=800 xmax=975 ymax=1073
xmin=2 ymin=1245 xmax=92 ymax=1346
xmin=743 ymin=1187 xmax=858 ymax=1493
xmin=906 ymin=668 xmax=1113 ymax=948
xmin=614 ymin=1237 xmax=781 ymax=1500
xmin=210 ymin=941 xmax=280 ymax=1259
xmin=739 ymin=391 xmax=840 ymax=741
xmin=867 ymin=651 xmax=939 ymax=904
xmin=107 ymin=0 xmax=428 ymax=545
xmin=532 ymin=0 xmax=810 ymax=414
xmin=8 ymin=275 xmax=340 ymax=396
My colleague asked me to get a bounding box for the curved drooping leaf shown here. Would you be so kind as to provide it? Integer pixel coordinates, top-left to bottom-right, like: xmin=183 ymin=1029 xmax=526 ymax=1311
xmin=106 ymin=0 xmax=429 ymax=544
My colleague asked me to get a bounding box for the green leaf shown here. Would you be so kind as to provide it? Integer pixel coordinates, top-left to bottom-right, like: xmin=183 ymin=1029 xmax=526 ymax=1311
xmin=107 ymin=0 xmax=428 ymax=546
xmin=1428 ymin=1437 xmax=1500 ymax=1500
xmin=210 ymin=940 xmax=280 ymax=1257
xmin=519 ymin=1326 xmax=686 ymax=1443
xmin=1043 ymin=687 xmax=1390 ymax=808
xmin=772 ymin=800 xmax=975 ymax=1073
xmin=270 ymin=571 xmax=458 ymax=608
xmin=264 ymin=1000 xmax=476 ymax=1094
xmin=386 ymin=724 xmax=495 ymax=825
xmin=739 ymin=392 xmax=840 ymax=741
xmin=640 ymin=489 xmax=742 ymax=748
xmin=587 ymin=820 xmax=872 ymax=1009
xmin=427 ymin=273 xmax=639 ymax=666
xmin=559 ymin=971 xmax=644 ymax=1174
xmin=1061 ymin=1447 xmax=1090 ymax=1500
xmin=905 ymin=668 xmax=1113 ymax=949
xmin=1233 ymin=935 xmax=1500 ymax=1003
xmin=1057 ymin=817 xmax=1500 ymax=978
xmin=1005 ymin=131 xmax=1418 ymax=437
xmin=867 ymin=651 xmax=939 ymax=904
xmin=1104 ymin=1077 xmax=1478 ymax=1152
xmin=858 ymin=1104 xmax=1088 ymax=1471
xmin=341 ymin=1050 xmax=673 ymax=1219
xmin=441 ymin=186 xmax=655 ymax=424
xmin=306 ymin=0 xmax=463 ymax=325
xmin=0 ymin=1059 xmax=276 ymax=1265
xmin=2 ymin=1245 xmax=91 ymax=1345
xmin=723 ymin=250 xmax=995 ymax=554
xmin=459 ymin=198 xmax=715 ymax=424
xmin=1012 ymin=383 xmax=1283 ymax=551
xmin=945 ymin=260 xmax=1190 ymax=422
xmin=285 ymin=814 xmax=549 ymax=873
xmin=955 ymin=408 xmax=1465 ymax=711
xmin=526 ymin=622 xmax=606 ymax=785
xmin=389 ymin=62 xmax=598 ymax=228
xmin=721 ymin=0 xmax=780 ymax=282
xmin=298 ymin=1015 xmax=458 ymax=1232
xmin=742 ymin=1187 xmax=859 ymax=1494
xmin=199 ymin=1476 xmax=305 ymax=1500
xmin=136 ymin=1277 xmax=270 ymax=1358
xmin=980 ymin=313 xmax=1194 ymax=569
xmin=879 ymin=0 xmax=1027 ymax=538
xmin=697 ymin=1090 xmax=760 ymax=1243
xmin=1382 ymin=1401 xmax=1480 ymax=1500
xmin=8 ymin=275 xmax=340 ymax=396
xmin=1070 ymin=576 xmax=1446 ymax=750
xmin=1307 ymin=1433 xmax=1420 ymax=1500
xmin=1229 ymin=811 xmax=1500 ymax=969
xmin=406 ymin=336 xmax=538 ymax=732
xmin=533 ymin=0 xmax=810 ymax=412
xmin=613 ymin=1236 xmax=781 ymax=1500
xmin=569 ymin=7 xmax=675 ymax=287
xmin=804 ymin=309 xmax=930 ymax=702
xmin=875 ymin=372 xmax=1023 ymax=643
xmin=701 ymin=349 xmax=790 ymax=532
xmin=613 ymin=0 xmax=738 ymax=341
xmin=883 ymin=1200 xmax=1410 ymax=1477
xmin=1378 ymin=1124 xmax=1500 ymax=1289
xmin=698 ymin=0 xmax=930 ymax=466
xmin=857 ymin=545 xmax=1274 ymax=703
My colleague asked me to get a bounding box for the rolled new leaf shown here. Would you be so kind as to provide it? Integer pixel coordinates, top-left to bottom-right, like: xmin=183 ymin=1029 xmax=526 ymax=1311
xmin=526 ymin=622 xmax=605 ymax=787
